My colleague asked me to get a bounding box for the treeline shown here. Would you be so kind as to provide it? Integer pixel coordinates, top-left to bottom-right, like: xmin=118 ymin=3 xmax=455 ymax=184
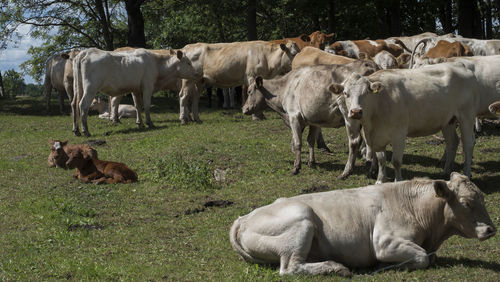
xmin=0 ymin=0 xmax=499 ymax=84
xmin=0 ymin=69 xmax=43 ymax=98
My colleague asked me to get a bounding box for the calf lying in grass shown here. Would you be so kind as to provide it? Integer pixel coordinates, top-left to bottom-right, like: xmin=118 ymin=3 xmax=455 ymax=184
xmin=65 ymin=145 xmax=138 ymax=184
xmin=48 ymin=138 xmax=96 ymax=168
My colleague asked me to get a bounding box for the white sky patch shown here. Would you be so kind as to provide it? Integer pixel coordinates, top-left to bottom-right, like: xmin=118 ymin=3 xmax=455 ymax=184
xmin=0 ymin=24 xmax=45 ymax=84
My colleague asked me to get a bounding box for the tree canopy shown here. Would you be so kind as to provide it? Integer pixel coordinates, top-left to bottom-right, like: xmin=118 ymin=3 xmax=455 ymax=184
xmin=1 ymin=0 xmax=499 ymax=83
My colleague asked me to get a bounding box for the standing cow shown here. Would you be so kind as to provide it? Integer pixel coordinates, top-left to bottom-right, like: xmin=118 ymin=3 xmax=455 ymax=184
xmin=179 ymin=40 xmax=299 ymax=124
xmin=43 ymin=49 xmax=79 ymax=114
xmin=242 ymin=62 xmax=378 ymax=175
xmin=72 ymin=48 xmax=200 ymax=137
xmin=230 ymin=173 xmax=496 ymax=276
xmin=329 ymin=62 xmax=479 ymax=183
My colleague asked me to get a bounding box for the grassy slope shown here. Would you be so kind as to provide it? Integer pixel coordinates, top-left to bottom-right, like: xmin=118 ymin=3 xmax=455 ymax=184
xmin=0 ymin=95 xmax=499 ymax=281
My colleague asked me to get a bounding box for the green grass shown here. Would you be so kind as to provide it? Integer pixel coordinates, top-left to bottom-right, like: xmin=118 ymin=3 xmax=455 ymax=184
xmin=0 ymin=94 xmax=499 ymax=281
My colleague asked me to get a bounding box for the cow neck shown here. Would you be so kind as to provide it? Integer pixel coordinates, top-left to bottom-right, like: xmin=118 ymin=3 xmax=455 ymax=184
xmin=393 ymin=182 xmax=450 ymax=252
xmin=78 ymin=158 xmax=99 ymax=176
xmin=261 ymin=81 xmax=285 ymax=117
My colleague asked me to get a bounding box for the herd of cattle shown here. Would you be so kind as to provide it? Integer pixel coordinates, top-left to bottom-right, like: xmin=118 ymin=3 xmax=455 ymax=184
xmin=44 ymin=30 xmax=499 ymax=276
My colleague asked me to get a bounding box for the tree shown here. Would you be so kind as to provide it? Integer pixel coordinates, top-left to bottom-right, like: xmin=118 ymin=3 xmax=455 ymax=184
xmin=3 ymin=69 xmax=25 ymax=97
xmin=0 ymin=70 xmax=5 ymax=98
xmin=457 ymin=0 xmax=482 ymax=37
xmin=247 ymin=0 xmax=257 ymax=40
xmin=125 ymin=0 xmax=147 ymax=47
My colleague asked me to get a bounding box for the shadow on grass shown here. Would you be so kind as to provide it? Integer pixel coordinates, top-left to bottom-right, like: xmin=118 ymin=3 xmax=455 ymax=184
xmin=433 ymin=256 xmax=500 ymax=272
xmin=112 ymin=124 xmax=169 ymax=135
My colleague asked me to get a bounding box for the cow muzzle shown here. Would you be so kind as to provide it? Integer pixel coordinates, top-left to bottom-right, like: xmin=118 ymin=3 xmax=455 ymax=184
xmin=476 ymin=224 xmax=496 ymax=241
xmin=349 ymin=108 xmax=363 ymax=119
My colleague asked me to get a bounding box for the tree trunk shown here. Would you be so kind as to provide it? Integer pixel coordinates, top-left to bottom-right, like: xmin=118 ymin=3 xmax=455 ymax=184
xmin=125 ymin=0 xmax=147 ymax=48
xmin=95 ymin=0 xmax=114 ymax=50
xmin=484 ymin=0 xmax=493 ymax=39
xmin=0 ymin=71 xmax=5 ymax=98
xmin=327 ymin=0 xmax=335 ymax=34
xmin=457 ymin=0 xmax=482 ymax=38
xmin=247 ymin=0 xmax=257 ymax=40
xmin=388 ymin=0 xmax=401 ymax=36
xmin=438 ymin=0 xmax=454 ymax=33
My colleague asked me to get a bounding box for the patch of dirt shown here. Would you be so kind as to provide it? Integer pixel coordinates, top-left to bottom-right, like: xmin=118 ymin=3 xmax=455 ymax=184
xmin=301 ymin=184 xmax=330 ymax=194
xmin=180 ymin=199 xmax=234 ymax=216
xmin=85 ymin=139 xmax=107 ymax=146
xmin=12 ymin=154 xmax=29 ymax=161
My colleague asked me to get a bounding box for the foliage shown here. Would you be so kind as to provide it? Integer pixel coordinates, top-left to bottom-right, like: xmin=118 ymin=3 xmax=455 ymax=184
xmin=2 ymin=69 xmax=24 ymax=97
xmin=24 ymin=83 xmax=44 ymax=97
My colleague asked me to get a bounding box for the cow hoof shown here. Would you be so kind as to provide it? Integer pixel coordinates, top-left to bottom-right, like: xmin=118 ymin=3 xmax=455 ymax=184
xmin=337 ymin=173 xmax=349 ymax=180
xmin=195 ymin=120 xmax=203 ymax=124
xmin=307 ymin=161 xmax=316 ymax=168
xmin=291 ymin=168 xmax=300 ymax=175
xmin=83 ymin=131 xmax=91 ymax=137
xmin=335 ymin=268 xmax=352 ymax=278
xmin=73 ymin=130 xmax=81 ymax=137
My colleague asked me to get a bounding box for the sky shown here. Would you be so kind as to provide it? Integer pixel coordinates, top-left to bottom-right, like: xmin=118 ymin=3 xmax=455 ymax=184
xmin=0 ymin=24 xmax=42 ymax=85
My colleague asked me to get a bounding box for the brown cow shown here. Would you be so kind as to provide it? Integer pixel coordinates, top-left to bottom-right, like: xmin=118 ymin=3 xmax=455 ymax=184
xmin=48 ymin=138 xmax=96 ymax=169
xmin=327 ymin=39 xmax=410 ymax=59
xmin=426 ymin=40 xmax=473 ymax=58
xmin=272 ymin=31 xmax=334 ymax=51
xmin=66 ymin=145 xmax=138 ymax=184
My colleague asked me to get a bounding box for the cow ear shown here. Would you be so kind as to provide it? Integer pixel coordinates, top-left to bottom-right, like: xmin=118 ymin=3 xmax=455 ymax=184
xmin=326 ymin=33 xmax=335 ymax=40
xmin=300 ymin=35 xmax=311 ymax=42
xmin=176 ymin=50 xmax=184 ymax=60
xmin=434 ymin=180 xmax=452 ymax=200
xmin=397 ymin=53 xmax=411 ymax=65
xmin=61 ymin=140 xmax=68 ymax=147
xmin=61 ymin=53 xmax=69 ymax=59
xmin=280 ymin=43 xmax=287 ymax=51
xmin=255 ymin=77 xmax=263 ymax=88
xmin=83 ymin=147 xmax=97 ymax=160
xmin=49 ymin=137 xmax=54 ymax=145
xmin=328 ymin=83 xmax=344 ymax=95
xmin=370 ymin=82 xmax=384 ymax=94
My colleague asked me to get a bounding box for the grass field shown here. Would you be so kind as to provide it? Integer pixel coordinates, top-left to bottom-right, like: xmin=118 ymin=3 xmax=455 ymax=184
xmin=0 ymin=94 xmax=499 ymax=281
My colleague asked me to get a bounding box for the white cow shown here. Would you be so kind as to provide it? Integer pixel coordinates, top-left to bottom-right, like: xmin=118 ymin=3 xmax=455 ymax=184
xmin=329 ymin=62 xmax=479 ymax=183
xmin=89 ymin=97 xmax=136 ymax=120
xmin=72 ymin=48 xmax=200 ymax=136
xmin=179 ymin=40 xmax=299 ymax=123
xmin=230 ymin=173 xmax=496 ymax=276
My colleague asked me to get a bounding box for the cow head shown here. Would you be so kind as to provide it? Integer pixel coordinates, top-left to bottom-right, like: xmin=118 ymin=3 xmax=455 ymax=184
xmin=66 ymin=145 xmax=98 ymax=169
xmin=438 ymin=172 xmax=496 ymax=241
xmin=328 ymin=73 xmax=383 ymax=120
xmin=49 ymin=138 xmax=69 ymax=168
xmin=89 ymin=97 xmax=107 ymax=113
xmin=278 ymin=41 xmax=300 ymax=74
xmin=173 ymin=50 xmax=202 ymax=81
xmin=242 ymin=76 xmax=266 ymax=115
xmin=309 ymin=31 xmax=335 ymax=50
xmin=396 ymin=53 xmax=412 ymax=68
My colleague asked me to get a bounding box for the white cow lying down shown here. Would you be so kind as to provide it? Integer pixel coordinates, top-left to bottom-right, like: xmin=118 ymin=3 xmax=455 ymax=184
xmin=230 ymin=173 xmax=496 ymax=276
xmin=89 ymin=97 xmax=137 ymax=120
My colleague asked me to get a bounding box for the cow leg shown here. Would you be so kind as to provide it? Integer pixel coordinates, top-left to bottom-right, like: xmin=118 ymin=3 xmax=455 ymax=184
xmin=71 ymin=93 xmax=81 ymax=136
xmin=191 ymin=88 xmax=202 ymax=123
xmin=131 ymin=92 xmax=144 ymax=128
xmin=459 ymin=120 xmax=475 ymax=178
xmin=375 ymin=151 xmax=387 ymax=184
xmin=339 ymin=123 xmax=362 ymax=180
xmin=290 ymin=116 xmax=303 ymax=175
xmin=391 ymin=136 xmax=406 ymax=182
xmin=179 ymin=87 xmax=191 ymax=124
xmin=373 ymin=233 xmax=429 ymax=270
xmin=110 ymin=95 xmax=123 ymax=123
xmin=79 ymin=88 xmax=95 ymax=137
xmin=142 ymin=88 xmax=154 ymax=128
xmin=306 ymin=126 xmax=320 ymax=168
xmin=474 ymin=117 xmax=482 ymax=133
xmin=58 ymin=91 xmax=65 ymax=114
xmin=64 ymin=78 xmax=74 ymax=116
xmin=442 ymin=125 xmax=459 ymax=176
xmin=316 ymin=130 xmax=332 ymax=153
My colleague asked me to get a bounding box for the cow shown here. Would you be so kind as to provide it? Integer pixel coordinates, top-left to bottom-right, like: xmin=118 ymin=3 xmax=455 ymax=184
xmin=72 ymin=47 xmax=200 ymax=137
xmin=230 ymin=173 xmax=496 ymax=276
xmin=179 ymin=40 xmax=300 ymax=124
xmin=43 ymin=49 xmax=80 ymax=114
xmin=388 ymin=32 xmax=457 ymax=51
xmin=272 ymin=31 xmax=334 ymax=51
xmin=65 ymin=145 xmax=137 ymax=184
xmin=242 ymin=62 xmax=378 ymax=175
xmin=329 ymin=62 xmax=479 ymax=183
xmin=410 ymin=40 xmax=473 ymax=68
xmin=89 ymin=97 xmax=137 ymax=120
xmin=413 ymin=55 xmax=500 ymax=136
xmin=292 ymin=46 xmax=356 ymax=69
xmin=412 ymin=37 xmax=500 ymax=63
xmin=326 ymin=39 xmax=411 ymax=59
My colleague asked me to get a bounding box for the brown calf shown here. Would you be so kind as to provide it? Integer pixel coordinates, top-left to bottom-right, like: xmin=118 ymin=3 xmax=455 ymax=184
xmin=65 ymin=145 xmax=137 ymax=184
xmin=272 ymin=31 xmax=334 ymax=51
xmin=48 ymin=138 xmax=96 ymax=169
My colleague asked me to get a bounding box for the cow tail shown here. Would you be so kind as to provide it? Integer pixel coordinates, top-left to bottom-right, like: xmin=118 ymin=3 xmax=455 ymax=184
xmin=410 ymin=38 xmax=431 ymax=69
xmin=229 ymin=216 xmax=264 ymax=264
xmin=73 ymin=52 xmax=83 ymax=123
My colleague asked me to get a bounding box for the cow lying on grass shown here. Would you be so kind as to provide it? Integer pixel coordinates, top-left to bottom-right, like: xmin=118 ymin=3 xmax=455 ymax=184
xmin=89 ymin=97 xmax=136 ymax=120
xmin=230 ymin=173 xmax=496 ymax=276
xmin=48 ymin=138 xmax=95 ymax=169
xmin=65 ymin=145 xmax=138 ymax=184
